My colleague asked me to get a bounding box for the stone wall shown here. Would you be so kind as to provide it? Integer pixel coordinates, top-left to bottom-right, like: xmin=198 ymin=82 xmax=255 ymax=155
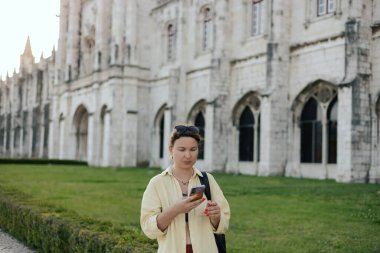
xmin=1 ymin=0 xmax=380 ymax=183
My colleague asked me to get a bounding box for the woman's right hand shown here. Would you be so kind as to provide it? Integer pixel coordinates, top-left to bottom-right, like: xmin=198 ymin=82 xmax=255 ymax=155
xmin=174 ymin=194 xmax=206 ymax=214
xmin=156 ymin=194 xmax=206 ymax=232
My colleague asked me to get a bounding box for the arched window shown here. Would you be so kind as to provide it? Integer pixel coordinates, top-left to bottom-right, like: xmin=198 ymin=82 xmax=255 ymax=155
xmin=202 ymin=7 xmax=212 ymax=51
xmin=167 ymin=24 xmax=176 ymax=61
xmin=194 ymin=112 xmax=205 ymax=159
xmin=73 ymin=106 xmax=89 ymax=161
xmin=327 ymin=98 xmax=337 ymax=163
xmin=159 ymin=115 xmax=165 ymax=158
xmin=251 ymin=0 xmax=263 ymax=36
xmin=300 ymin=97 xmax=323 ymax=163
xmin=239 ymin=106 xmax=254 ymax=161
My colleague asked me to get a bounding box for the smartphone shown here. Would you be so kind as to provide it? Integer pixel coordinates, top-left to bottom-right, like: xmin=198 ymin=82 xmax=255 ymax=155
xmin=190 ymin=185 xmax=206 ymax=201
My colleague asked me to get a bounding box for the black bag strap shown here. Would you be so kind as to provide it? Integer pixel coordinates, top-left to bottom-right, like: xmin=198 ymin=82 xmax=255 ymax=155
xmin=200 ymin=171 xmax=211 ymax=201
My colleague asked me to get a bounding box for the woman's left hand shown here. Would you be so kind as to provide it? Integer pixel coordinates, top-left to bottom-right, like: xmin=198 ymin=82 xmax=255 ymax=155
xmin=204 ymin=201 xmax=221 ymax=229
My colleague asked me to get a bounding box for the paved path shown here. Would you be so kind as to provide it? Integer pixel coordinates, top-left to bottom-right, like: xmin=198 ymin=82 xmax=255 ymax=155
xmin=0 ymin=229 xmax=34 ymax=253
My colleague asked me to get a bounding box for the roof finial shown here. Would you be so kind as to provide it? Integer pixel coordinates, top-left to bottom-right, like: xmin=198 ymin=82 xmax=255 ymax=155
xmin=23 ymin=36 xmax=33 ymax=56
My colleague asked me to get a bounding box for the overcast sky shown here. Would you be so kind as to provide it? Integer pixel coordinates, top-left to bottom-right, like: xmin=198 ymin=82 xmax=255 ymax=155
xmin=0 ymin=0 xmax=60 ymax=80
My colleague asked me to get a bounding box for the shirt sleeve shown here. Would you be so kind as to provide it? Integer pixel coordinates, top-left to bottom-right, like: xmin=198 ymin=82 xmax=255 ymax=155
xmin=207 ymin=173 xmax=230 ymax=234
xmin=140 ymin=177 xmax=167 ymax=239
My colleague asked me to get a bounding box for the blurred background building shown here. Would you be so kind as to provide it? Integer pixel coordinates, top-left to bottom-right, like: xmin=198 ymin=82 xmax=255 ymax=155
xmin=1 ymin=0 xmax=379 ymax=183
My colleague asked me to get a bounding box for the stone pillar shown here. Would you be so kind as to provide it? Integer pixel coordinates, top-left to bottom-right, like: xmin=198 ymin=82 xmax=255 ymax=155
xmin=337 ymin=86 xmax=353 ymax=182
xmin=124 ymin=111 xmax=137 ymax=166
xmin=48 ymin=117 xmax=54 ymax=158
xmin=259 ymin=0 xmax=290 ymax=176
xmin=55 ymin=0 xmax=69 ymax=85
xmin=59 ymin=118 xmax=65 ymax=159
xmin=125 ymin=0 xmax=139 ymax=65
xmin=87 ymin=113 xmax=94 ymax=164
xmin=163 ymin=108 xmax=172 ymax=169
xmin=95 ymin=0 xmax=111 ymax=70
xmin=337 ymin=14 xmax=372 ymax=183
xmin=111 ymin=0 xmax=126 ymax=65
xmin=65 ymin=0 xmax=81 ymax=81
xmin=259 ymin=95 xmax=270 ymax=175
xmin=102 ymin=110 xmax=111 ymax=166
xmin=28 ymin=126 xmax=33 ymax=158
xmin=204 ymin=102 xmax=214 ymax=172
xmin=39 ymin=125 xmax=44 ymax=157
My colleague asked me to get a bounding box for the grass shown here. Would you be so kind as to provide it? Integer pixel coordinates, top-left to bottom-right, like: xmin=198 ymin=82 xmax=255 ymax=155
xmin=0 ymin=164 xmax=380 ymax=252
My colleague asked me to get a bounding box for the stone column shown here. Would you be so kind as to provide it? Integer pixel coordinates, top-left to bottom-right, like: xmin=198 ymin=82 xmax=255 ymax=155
xmin=337 ymin=14 xmax=372 ymax=183
xmin=124 ymin=111 xmax=137 ymax=166
xmin=55 ymin=0 xmax=69 ymax=85
xmin=259 ymin=95 xmax=270 ymax=175
xmin=204 ymin=102 xmax=214 ymax=172
xmin=111 ymin=0 xmax=126 ymax=65
xmin=59 ymin=117 xmax=65 ymax=159
xmin=102 ymin=110 xmax=111 ymax=166
xmin=95 ymin=0 xmax=111 ymax=70
xmin=163 ymin=108 xmax=172 ymax=169
xmin=87 ymin=113 xmax=94 ymax=164
xmin=65 ymin=0 xmax=81 ymax=81
xmin=259 ymin=0 xmax=290 ymax=176
xmin=125 ymin=0 xmax=137 ymax=64
xmin=39 ymin=125 xmax=44 ymax=157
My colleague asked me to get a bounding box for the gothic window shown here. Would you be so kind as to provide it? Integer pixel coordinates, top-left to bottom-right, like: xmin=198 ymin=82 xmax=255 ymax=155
xmin=202 ymin=6 xmax=213 ymax=51
xmin=159 ymin=115 xmax=164 ymax=158
xmin=317 ymin=0 xmax=335 ymax=16
xmin=74 ymin=105 xmax=89 ymax=161
xmin=251 ymin=0 xmax=263 ymax=36
xmin=300 ymin=98 xmax=322 ymax=163
xmin=167 ymin=24 xmax=176 ymax=61
xmin=194 ymin=112 xmax=205 ymax=159
xmin=239 ymin=106 xmax=254 ymax=161
xmin=327 ymin=98 xmax=337 ymax=163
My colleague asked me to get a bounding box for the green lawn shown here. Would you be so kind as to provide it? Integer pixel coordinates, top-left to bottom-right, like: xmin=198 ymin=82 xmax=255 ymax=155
xmin=0 ymin=164 xmax=380 ymax=253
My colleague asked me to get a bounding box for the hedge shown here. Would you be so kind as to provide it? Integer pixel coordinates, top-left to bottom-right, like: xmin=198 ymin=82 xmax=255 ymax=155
xmin=0 ymin=158 xmax=88 ymax=166
xmin=0 ymin=186 xmax=157 ymax=253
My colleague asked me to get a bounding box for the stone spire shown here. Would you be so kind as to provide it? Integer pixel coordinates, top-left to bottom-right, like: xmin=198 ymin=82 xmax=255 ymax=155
xmin=20 ymin=36 xmax=35 ymax=74
xmin=23 ymin=36 xmax=33 ymax=56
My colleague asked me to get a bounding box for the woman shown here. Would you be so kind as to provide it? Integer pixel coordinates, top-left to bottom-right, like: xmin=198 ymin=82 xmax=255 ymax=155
xmin=140 ymin=125 xmax=230 ymax=253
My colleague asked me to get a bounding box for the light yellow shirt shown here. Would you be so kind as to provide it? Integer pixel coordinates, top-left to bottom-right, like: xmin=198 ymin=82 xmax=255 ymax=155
xmin=140 ymin=167 xmax=230 ymax=253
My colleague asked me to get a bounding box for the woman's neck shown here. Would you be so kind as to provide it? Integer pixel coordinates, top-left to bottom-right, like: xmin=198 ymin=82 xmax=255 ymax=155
xmin=172 ymin=165 xmax=194 ymax=183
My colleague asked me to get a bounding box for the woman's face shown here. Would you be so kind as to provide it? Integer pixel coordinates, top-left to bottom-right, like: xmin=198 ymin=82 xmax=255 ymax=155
xmin=170 ymin=136 xmax=199 ymax=170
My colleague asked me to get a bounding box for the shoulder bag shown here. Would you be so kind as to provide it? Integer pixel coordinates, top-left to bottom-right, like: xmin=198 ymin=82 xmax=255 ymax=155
xmin=199 ymin=171 xmax=227 ymax=253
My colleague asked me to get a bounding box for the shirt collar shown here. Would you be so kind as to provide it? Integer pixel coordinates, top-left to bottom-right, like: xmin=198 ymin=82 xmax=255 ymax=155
xmin=162 ymin=166 xmax=204 ymax=178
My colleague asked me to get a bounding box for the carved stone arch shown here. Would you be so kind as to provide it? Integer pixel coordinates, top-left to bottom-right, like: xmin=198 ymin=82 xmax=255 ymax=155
xmin=154 ymin=103 xmax=168 ymax=127
xmin=232 ymin=91 xmax=261 ymax=126
xmin=100 ymin=104 xmax=108 ymax=119
xmin=153 ymin=103 xmax=168 ymax=160
xmin=292 ymin=80 xmax=338 ymax=125
xmin=73 ymin=104 xmax=89 ymax=161
xmin=198 ymin=2 xmax=214 ymax=15
xmin=187 ymin=99 xmax=207 ymax=123
xmin=59 ymin=112 xmax=65 ymax=121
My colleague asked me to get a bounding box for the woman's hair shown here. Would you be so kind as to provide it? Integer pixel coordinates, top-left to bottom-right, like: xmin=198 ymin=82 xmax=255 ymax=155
xmin=169 ymin=125 xmax=201 ymax=146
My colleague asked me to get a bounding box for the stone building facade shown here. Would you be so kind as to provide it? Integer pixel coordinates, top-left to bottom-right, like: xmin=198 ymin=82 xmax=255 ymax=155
xmin=1 ymin=0 xmax=380 ymax=183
